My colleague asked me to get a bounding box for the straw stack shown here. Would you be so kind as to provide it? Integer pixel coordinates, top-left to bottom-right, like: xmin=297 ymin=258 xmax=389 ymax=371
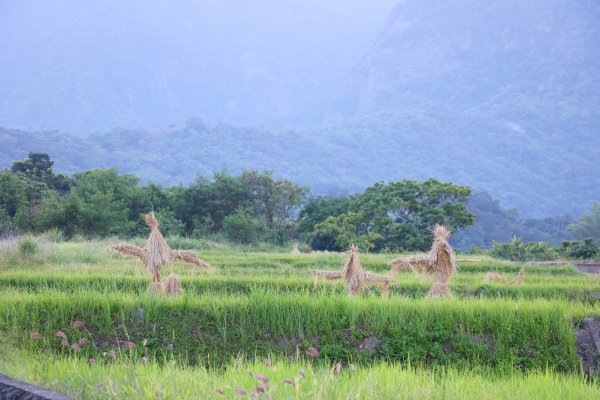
xmin=112 ymin=211 xmax=212 ymax=290
xmin=313 ymin=244 xmax=392 ymax=296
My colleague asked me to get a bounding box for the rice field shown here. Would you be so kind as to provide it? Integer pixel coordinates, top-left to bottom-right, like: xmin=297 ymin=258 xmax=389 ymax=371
xmin=0 ymin=237 xmax=599 ymax=399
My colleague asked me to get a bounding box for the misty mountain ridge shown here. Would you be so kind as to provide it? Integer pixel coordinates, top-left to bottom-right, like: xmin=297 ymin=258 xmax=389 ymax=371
xmin=1 ymin=0 xmax=599 ymax=218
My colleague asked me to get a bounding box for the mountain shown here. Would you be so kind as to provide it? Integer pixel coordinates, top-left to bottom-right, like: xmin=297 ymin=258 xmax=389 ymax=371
xmin=0 ymin=0 xmax=397 ymax=132
xmin=1 ymin=115 xmax=598 ymax=218
xmin=1 ymin=0 xmax=599 ymax=217
xmin=328 ymin=0 xmax=600 ymax=120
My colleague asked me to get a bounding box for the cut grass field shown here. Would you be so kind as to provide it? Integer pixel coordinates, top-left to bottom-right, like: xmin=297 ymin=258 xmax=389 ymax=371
xmin=0 ymin=237 xmax=599 ymax=399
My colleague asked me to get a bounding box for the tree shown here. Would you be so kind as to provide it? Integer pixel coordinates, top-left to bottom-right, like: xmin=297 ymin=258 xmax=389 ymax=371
xmin=11 ymin=152 xmax=71 ymax=193
xmin=309 ymin=179 xmax=474 ymax=252
xmin=0 ymin=171 xmax=30 ymax=217
xmin=242 ymin=171 xmax=307 ymax=228
xmin=568 ymin=202 xmax=600 ymax=241
xmin=296 ymin=196 xmax=350 ymax=235
xmin=34 ymin=169 xmax=138 ymax=237
xmin=222 ymin=210 xmax=266 ymax=244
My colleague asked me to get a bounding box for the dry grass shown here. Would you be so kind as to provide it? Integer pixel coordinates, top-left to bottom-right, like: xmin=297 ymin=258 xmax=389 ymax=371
xmin=390 ymin=225 xmax=457 ymax=298
xmin=290 ymin=244 xmax=301 ymax=254
xmin=390 ymin=254 xmax=432 ymax=277
xmin=426 ymin=225 xmax=456 ymax=298
xmin=164 ymin=273 xmax=183 ymax=297
xmin=483 ymin=271 xmax=508 ymax=283
xmin=112 ymin=211 xmax=212 ymax=287
xmin=312 ymin=245 xmax=392 ymax=296
xmin=514 ymin=267 xmax=525 ymax=285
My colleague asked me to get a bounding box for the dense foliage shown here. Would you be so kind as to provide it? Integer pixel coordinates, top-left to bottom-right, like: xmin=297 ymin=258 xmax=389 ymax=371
xmin=491 ymin=236 xmax=599 ymax=261
xmin=0 ymin=153 xmax=307 ymax=244
xmin=307 ymin=180 xmax=475 ymax=252
xmin=2 ymin=153 xmax=598 ymax=254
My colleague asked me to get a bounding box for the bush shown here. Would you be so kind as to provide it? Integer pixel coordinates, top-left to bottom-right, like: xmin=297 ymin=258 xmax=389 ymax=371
xmin=42 ymin=228 xmax=65 ymax=243
xmin=491 ymin=236 xmax=526 ymax=261
xmin=18 ymin=236 xmax=38 ymax=257
xmin=523 ymin=241 xmax=558 ymax=261
xmin=222 ymin=210 xmax=266 ymax=244
xmin=491 ymin=237 xmax=558 ymax=261
xmin=561 ymin=238 xmax=599 ymax=259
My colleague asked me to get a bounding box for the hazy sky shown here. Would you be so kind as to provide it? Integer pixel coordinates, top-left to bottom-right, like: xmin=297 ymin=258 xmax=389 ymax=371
xmin=0 ymin=0 xmax=401 ymax=130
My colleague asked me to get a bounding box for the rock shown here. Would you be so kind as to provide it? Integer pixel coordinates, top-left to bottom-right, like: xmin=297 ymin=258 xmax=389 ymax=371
xmin=167 ymin=343 xmax=174 ymax=350
xmin=583 ymin=318 xmax=600 ymax=351
xmin=576 ymin=317 xmax=600 ymax=376
xmin=0 ymin=373 xmax=72 ymax=400
xmin=135 ymin=307 xmax=145 ymax=324
xmin=357 ymin=336 xmax=379 ymax=353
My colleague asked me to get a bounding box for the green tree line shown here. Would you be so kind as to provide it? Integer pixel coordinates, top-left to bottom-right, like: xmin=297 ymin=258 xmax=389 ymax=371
xmin=1 ymin=153 xmax=598 ymax=253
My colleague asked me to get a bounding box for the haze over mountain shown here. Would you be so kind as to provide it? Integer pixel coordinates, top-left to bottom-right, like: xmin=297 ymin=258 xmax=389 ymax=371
xmin=0 ymin=0 xmax=397 ymax=131
xmin=1 ymin=0 xmax=599 ymax=217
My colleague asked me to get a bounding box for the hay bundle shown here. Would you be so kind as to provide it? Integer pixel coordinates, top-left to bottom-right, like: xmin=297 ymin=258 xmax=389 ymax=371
xmin=390 ymin=253 xmax=432 ymax=277
xmin=425 ymin=225 xmax=456 ymax=298
xmin=514 ymin=267 xmax=525 ymax=285
xmin=164 ymin=273 xmax=182 ymax=297
xmin=112 ymin=211 xmax=212 ymax=286
xmin=483 ymin=271 xmax=507 ymax=283
xmin=290 ymin=244 xmax=301 ymax=254
xmin=313 ymin=244 xmax=392 ymax=296
xmin=172 ymin=249 xmax=212 ymax=270
xmin=389 ymin=225 xmax=456 ymax=297
xmin=341 ymin=245 xmax=366 ymax=295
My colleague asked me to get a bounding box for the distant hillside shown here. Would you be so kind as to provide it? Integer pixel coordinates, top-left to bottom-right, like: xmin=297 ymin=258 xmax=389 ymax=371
xmin=1 ymin=120 xmax=598 ymax=217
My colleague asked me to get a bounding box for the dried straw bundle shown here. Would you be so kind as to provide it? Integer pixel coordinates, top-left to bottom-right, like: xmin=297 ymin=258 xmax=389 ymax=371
xmin=164 ymin=273 xmax=182 ymax=297
xmin=425 ymin=225 xmax=456 ymax=298
xmin=147 ymin=281 xmax=163 ymax=294
xmin=312 ymin=244 xmax=392 ymax=296
xmin=172 ymin=250 xmax=212 ymax=270
xmin=144 ymin=212 xmax=175 ymax=276
xmin=483 ymin=271 xmax=507 ymax=283
xmin=514 ymin=267 xmax=525 ymax=285
xmin=112 ymin=211 xmax=212 ymax=286
xmin=341 ymin=245 xmax=366 ymax=295
xmin=389 ymin=225 xmax=456 ymax=298
xmin=390 ymin=253 xmax=432 ymax=277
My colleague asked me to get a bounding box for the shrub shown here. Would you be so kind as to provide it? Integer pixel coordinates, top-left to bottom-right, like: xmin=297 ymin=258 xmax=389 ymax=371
xmin=561 ymin=238 xmax=599 ymax=259
xmin=18 ymin=236 xmax=38 ymax=257
xmin=42 ymin=228 xmax=65 ymax=243
xmin=523 ymin=241 xmax=558 ymax=261
xmin=222 ymin=210 xmax=266 ymax=244
xmin=491 ymin=236 xmax=526 ymax=261
xmin=491 ymin=237 xmax=558 ymax=261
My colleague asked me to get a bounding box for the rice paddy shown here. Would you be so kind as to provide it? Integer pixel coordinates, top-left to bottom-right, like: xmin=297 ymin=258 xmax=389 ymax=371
xmin=0 ymin=237 xmax=599 ymax=399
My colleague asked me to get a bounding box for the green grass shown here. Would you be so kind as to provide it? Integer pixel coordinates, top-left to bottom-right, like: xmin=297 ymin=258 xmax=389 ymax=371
xmin=0 ymin=238 xmax=599 ymax=399
xmin=1 ymin=289 xmax=593 ymax=370
xmin=1 ymin=347 xmax=597 ymax=400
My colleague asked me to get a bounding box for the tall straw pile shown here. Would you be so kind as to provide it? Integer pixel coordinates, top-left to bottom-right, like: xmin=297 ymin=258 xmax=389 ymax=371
xmin=514 ymin=266 xmax=525 ymax=285
xmin=112 ymin=211 xmax=212 ymax=291
xmin=389 ymin=225 xmax=456 ymax=298
xmin=312 ymin=244 xmax=392 ymax=296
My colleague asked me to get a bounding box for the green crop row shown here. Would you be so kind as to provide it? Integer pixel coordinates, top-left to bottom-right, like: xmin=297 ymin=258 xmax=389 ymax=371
xmin=1 ymin=270 xmax=599 ymax=303
xmin=1 ymin=348 xmax=597 ymax=400
xmin=1 ymin=289 xmax=596 ymax=372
